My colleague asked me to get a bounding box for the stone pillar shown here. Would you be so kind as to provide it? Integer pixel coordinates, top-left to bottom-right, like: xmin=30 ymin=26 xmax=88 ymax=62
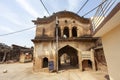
xmin=61 ymin=27 xmax=63 ymax=37
xmin=92 ymin=60 xmax=96 ymax=71
xmin=78 ymin=51 xmax=82 ymax=71
xmin=80 ymin=61 xmax=82 ymax=71
xmin=40 ymin=57 xmax=42 ymax=69
xmin=91 ymin=49 xmax=96 ymax=71
xmin=79 ymin=27 xmax=83 ymax=37
xmin=69 ymin=27 xmax=72 ymax=37
xmin=51 ymin=48 xmax=56 ymax=71
xmin=53 ymin=49 xmax=57 ymax=71
xmin=77 ymin=29 xmax=80 ymax=37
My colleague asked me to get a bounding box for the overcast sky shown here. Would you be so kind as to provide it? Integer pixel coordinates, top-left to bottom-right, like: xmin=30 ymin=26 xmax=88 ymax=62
xmin=0 ymin=0 xmax=119 ymax=47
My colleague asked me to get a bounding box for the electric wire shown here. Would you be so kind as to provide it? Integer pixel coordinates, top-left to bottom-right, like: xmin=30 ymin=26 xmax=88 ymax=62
xmin=0 ymin=0 xmax=50 ymax=37
xmin=40 ymin=0 xmax=50 ymax=16
xmin=77 ymin=0 xmax=89 ymax=14
xmin=0 ymin=1 xmax=111 ymax=37
xmin=82 ymin=0 xmax=107 ymax=17
xmin=0 ymin=27 xmax=35 ymax=36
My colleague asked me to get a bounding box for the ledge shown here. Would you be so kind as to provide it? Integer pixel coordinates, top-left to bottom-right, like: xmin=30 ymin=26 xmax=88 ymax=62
xmin=31 ymin=37 xmax=98 ymax=42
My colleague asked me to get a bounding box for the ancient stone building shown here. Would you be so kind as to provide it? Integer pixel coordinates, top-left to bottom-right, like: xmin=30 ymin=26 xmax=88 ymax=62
xmin=32 ymin=11 xmax=98 ymax=72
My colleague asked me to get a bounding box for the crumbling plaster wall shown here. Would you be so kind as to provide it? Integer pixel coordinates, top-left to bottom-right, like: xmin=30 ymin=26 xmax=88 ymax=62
xmin=36 ymin=18 xmax=91 ymax=38
xmin=33 ymin=40 xmax=95 ymax=71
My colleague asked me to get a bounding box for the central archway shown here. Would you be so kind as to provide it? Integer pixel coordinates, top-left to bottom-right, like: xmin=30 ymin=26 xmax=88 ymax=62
xmin=58 ymin=45 xmax=79 ymax=70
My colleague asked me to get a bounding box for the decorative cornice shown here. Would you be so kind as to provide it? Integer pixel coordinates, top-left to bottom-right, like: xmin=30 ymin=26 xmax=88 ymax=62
xmin=32 ymin=11 xmax=90 ymax=24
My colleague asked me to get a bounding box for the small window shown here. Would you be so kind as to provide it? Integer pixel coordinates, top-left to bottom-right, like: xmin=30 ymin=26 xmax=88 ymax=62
xmin=65 ymin=20 xmax=67 ymax=23
xmin=73 ymin=21 xmax=75 ymax=23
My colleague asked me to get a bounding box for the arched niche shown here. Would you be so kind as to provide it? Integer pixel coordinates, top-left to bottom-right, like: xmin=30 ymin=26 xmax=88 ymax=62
xmin=72 ymin=26 xmax=77 ymax=37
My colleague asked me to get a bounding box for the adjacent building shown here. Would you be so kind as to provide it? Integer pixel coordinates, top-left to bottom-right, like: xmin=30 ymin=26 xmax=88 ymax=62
xmin=0 ymin=44 xmax=33 ymax=63
xmin=93 ymin=2 xmax=120 ymax=80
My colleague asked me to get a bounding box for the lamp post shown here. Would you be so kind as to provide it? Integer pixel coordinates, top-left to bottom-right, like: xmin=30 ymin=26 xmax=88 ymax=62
xmin=56 ymin=16 xmax=59 ymax=72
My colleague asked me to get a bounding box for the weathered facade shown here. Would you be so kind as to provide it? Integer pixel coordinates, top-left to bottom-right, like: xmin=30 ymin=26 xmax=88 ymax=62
xmin=32 ymin=11 xmax=98 ymax=72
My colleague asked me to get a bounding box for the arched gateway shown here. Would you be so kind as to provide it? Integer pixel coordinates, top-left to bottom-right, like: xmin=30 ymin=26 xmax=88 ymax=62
xmin=58 ymin=45 xmax=79 ymax=70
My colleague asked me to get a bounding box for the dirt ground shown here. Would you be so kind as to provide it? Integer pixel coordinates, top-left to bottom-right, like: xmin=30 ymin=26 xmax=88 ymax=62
xmin=0 ymin=62 xmax=109 ymax=80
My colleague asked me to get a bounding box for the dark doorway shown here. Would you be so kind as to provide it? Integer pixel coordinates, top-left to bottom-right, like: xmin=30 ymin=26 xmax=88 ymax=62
xmin=82 ymin=60 xmax=92 ymax=71
xmin=72 ymin=27 xmax=77 ymax=37
xmin=63 ymin=27 xmax=69 ymax=38
xmin=58 ymin=45 xmax=78 ymax=70
xmin=43 ymin=57 xmax=48 ymax=68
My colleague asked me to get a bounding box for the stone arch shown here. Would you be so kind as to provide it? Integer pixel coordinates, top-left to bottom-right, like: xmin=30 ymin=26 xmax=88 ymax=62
xmin=58 ymin=44 xmax=80 ymax=52
xmin=58 ymin=45 xmax=79 ymax=70
xmin=72 ymin=26 xmax=77 ymax=37
xmin=42 ymin=57 xmax=48 ymax=68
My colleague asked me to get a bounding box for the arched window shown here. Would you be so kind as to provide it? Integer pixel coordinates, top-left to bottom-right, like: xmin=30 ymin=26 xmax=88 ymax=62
xmin=72 ymin=27 xmax=77 ymax=37
xmin=43 ymin=57 xmax=48 ymax=68
xmin=55 ymin=27 xmax=61 ymax=37
xmin=63 ymin=27 xmax=69 ymax=38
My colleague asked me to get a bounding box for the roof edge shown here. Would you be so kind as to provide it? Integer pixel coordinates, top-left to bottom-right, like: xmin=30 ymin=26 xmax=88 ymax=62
xmin=92 ymin=2 xmax=120 ymax=36
xmin=32 ymin=11 xmax=90 ymax=24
